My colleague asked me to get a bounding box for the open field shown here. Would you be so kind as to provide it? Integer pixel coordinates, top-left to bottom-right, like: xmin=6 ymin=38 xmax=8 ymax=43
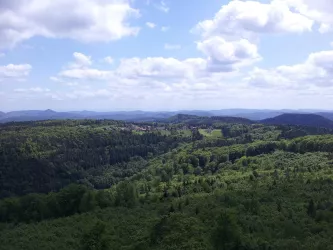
xmin=199 ymin=129 xmax=223 ymax=137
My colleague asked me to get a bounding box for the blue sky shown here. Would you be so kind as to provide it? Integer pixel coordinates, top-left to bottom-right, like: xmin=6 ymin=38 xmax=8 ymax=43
xmin=1 ymin=0 xmax=333 ymax=111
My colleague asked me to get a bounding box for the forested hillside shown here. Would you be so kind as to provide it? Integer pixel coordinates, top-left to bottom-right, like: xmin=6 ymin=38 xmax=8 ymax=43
xmin=1 ymin=119 xmax=333 ymax=249
xmin=262 ymin=113 xmax=333 ymax=129
xmin=0 ymin=120 xmax=189 ymax=198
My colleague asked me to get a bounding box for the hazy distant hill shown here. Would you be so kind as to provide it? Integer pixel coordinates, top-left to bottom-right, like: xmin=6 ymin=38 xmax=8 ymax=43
xmin=316 ymin=112 xmax=333 ymax=121
xmin=0 ymin=110 xmax=173 ymax=123
xmin=2 ymin=109 xmax=333 ymax=124
xmin=231 ymin=112 xmax=284 ymax=120
xmin=0 ymin=110 xmax=83 ymax=123
xmin=261 ymin=113 xmax=333 ymax=128
xmin=166 ymin=114 xmax=254 ymax=125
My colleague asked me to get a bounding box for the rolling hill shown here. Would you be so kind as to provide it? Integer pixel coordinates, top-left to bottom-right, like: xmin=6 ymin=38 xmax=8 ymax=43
xmin=261 ymin=113 xmax=333 ymax=128
xmin=165 ymin=114 xmax=254 ymax=125
xmin=2 ymin=109 xmax=333 ymax=124
xmin=316 ymin=112 xmax=333 ymax=121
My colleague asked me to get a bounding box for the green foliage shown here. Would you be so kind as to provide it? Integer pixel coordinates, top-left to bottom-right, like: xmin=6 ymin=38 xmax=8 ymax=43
xmin=0 ymin=121 xmax=187 ymax=198
xmin=115 ymin=181 xmax=138 ymax=208
xmin=80 ymin=221 xmax=109 ymax=250
xmin=150 ymin=213 xmax=210 ymax=250
xmin=2 ymin=120 xmax=333 ymax=249
xmin=212 ymin=211 xmax=241 ymax=250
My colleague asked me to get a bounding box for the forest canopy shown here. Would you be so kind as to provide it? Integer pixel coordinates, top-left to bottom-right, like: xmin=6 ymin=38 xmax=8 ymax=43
xmin=1 ymin=119 xmax=333 ymax=250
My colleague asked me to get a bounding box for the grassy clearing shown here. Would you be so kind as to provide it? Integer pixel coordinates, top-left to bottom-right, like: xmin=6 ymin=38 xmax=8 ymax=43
xmin=132 ymin=131 xmax=145 ymax=135
xmin=158 ymin=130 xmax=172 ymax=136
xmin=199 ymin=129 xmax=222 ymax=138
xmin=178 ymin=130 xmax=192 ymax=137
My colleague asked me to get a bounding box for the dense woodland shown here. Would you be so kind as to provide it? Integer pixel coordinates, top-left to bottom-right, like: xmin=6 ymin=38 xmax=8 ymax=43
xmin=1 ymin=118 xmax=333 ymax=249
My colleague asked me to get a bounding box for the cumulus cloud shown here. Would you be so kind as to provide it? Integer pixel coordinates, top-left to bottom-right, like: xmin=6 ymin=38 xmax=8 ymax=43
xmin=49 ymin=51 xmax=250 ymax=107
xmin=276 ymin=0 xmax=333 ymax=33
xmin=246 ymin=49 xmax=333 ymax=88
xmin=194 ymin=0 xmax=313 ymax=38
xmin=0 ymin=64 xmax=32 ymax=81
xmin=115 ymin=57 xmax=207 ymax=79
xmin=69 ymin=52 xmax=92 ymax=68
xmin=164 ymin=44 xmax=181 ymax=50
xmin=57 ymin=52 xmax=114 ymax=80
xmin=59 ymin=68 xmax=112 ymax=80
xmin=146 ymin=22 xmax=156 ymax=29
xmin=0 ymin=0 xmax=140 ymax=49
xmin=57 ymin=41 xmax=260 ymax=85
xmin=197 ymin=37 xmax=261 ymax=72
xmin=45 ymin=0 xmax=333 ymax=106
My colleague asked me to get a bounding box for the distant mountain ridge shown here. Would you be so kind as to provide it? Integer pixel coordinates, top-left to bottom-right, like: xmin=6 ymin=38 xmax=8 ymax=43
xmin=261 ymin=113 xmax=333 ymax=129
xmin=2 ymin=109 xmax=333 ymax=127
xmin=165 ymin=114 xmax=253 ymax=125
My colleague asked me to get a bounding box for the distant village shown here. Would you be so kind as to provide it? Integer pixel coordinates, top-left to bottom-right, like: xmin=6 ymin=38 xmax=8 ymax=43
xmin=119 ymin=124 xmax=201 ymax=132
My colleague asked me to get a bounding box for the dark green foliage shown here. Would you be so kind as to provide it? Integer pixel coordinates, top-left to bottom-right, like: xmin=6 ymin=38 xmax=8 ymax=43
xmin=0 ymin=184 xmax=92 ymax=223
xmin=307 ymin=199 xmax=316 ymax=218
xmin=212 ymin=211 xmax=241 ymax=250
xmin=150 ymin=213 xmax=210 ymax=250
xmin=115 ymin=181 xmax=138 ymax=208
xmin=80 ymin=221 xmax=109 ymax=250
xmin=0 ymin=121 xmax=186 ymax=198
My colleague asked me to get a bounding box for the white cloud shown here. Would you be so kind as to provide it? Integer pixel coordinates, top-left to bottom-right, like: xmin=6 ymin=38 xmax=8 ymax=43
xmin=0 ymin=0 xmax=140 ymax=49
xmin=0 ymin=64 xmax=32 ymax=80
xmin=60 ymin=68 xmax=113 ymax=80
xmin=46 ymin=1 xmax=333 ymax=107
xmin=161 ymin=26 xmax=170 ymax=32
xmin=276 ymin=0 xmax=333 ymax=33
xmin=68 ymin=52 xmax=92 ymax=69
xmin=194 ymin=0 xmax=313 ymax=38
xmin=73 ymin=52 xmax=92 ymax=66
xmin=57 ymin=36 xmax=260 ymax=85
xmin=146 ymin=22 xmax=156 ymax=29
xmin=197 ymin=37 xmax=261 ymax=72
xmin=164 ymin=44 xmax=181 ymax=50
xmin=51 ymin=52 xmax=248 ymax=106
xmin=245 ymin=67 xmax=294 ymax=89
xmin=115 ymin=57 xmax=207 ymax=79
xmin=14 ymin=87 xmax=50 ymax=93
xmin=56 ymin=53 xmax=112 ymax=80
xmin=50 ymin=76 xmax=78 ymax=86
xmin=104 ymin=56 xmax=114 ymax=64
xmin=246 ymin=49 xmax=333 ymax=89
xmin=319 ymin=23 xmax=332 ymax=33
xmin=155 ymin=1 xmax=169 ymax=13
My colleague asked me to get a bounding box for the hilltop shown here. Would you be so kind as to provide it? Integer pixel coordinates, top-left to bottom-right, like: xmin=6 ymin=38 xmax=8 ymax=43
xmin=261 ymin=113 xmax=333 ymax=128
xmin=166 ymin=114 xmax=254 ymax=125
xmin=1 ymin=109 xmax=333 ymax=123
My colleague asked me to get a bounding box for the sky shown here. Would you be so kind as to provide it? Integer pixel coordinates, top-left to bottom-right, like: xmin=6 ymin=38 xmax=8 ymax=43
xmin=1 ymin=0 xmax=333 ymax=112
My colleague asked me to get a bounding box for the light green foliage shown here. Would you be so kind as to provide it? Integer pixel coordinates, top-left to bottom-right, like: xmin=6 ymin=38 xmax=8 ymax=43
xmin=199 ymin=129 xmax=222 ymax=138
